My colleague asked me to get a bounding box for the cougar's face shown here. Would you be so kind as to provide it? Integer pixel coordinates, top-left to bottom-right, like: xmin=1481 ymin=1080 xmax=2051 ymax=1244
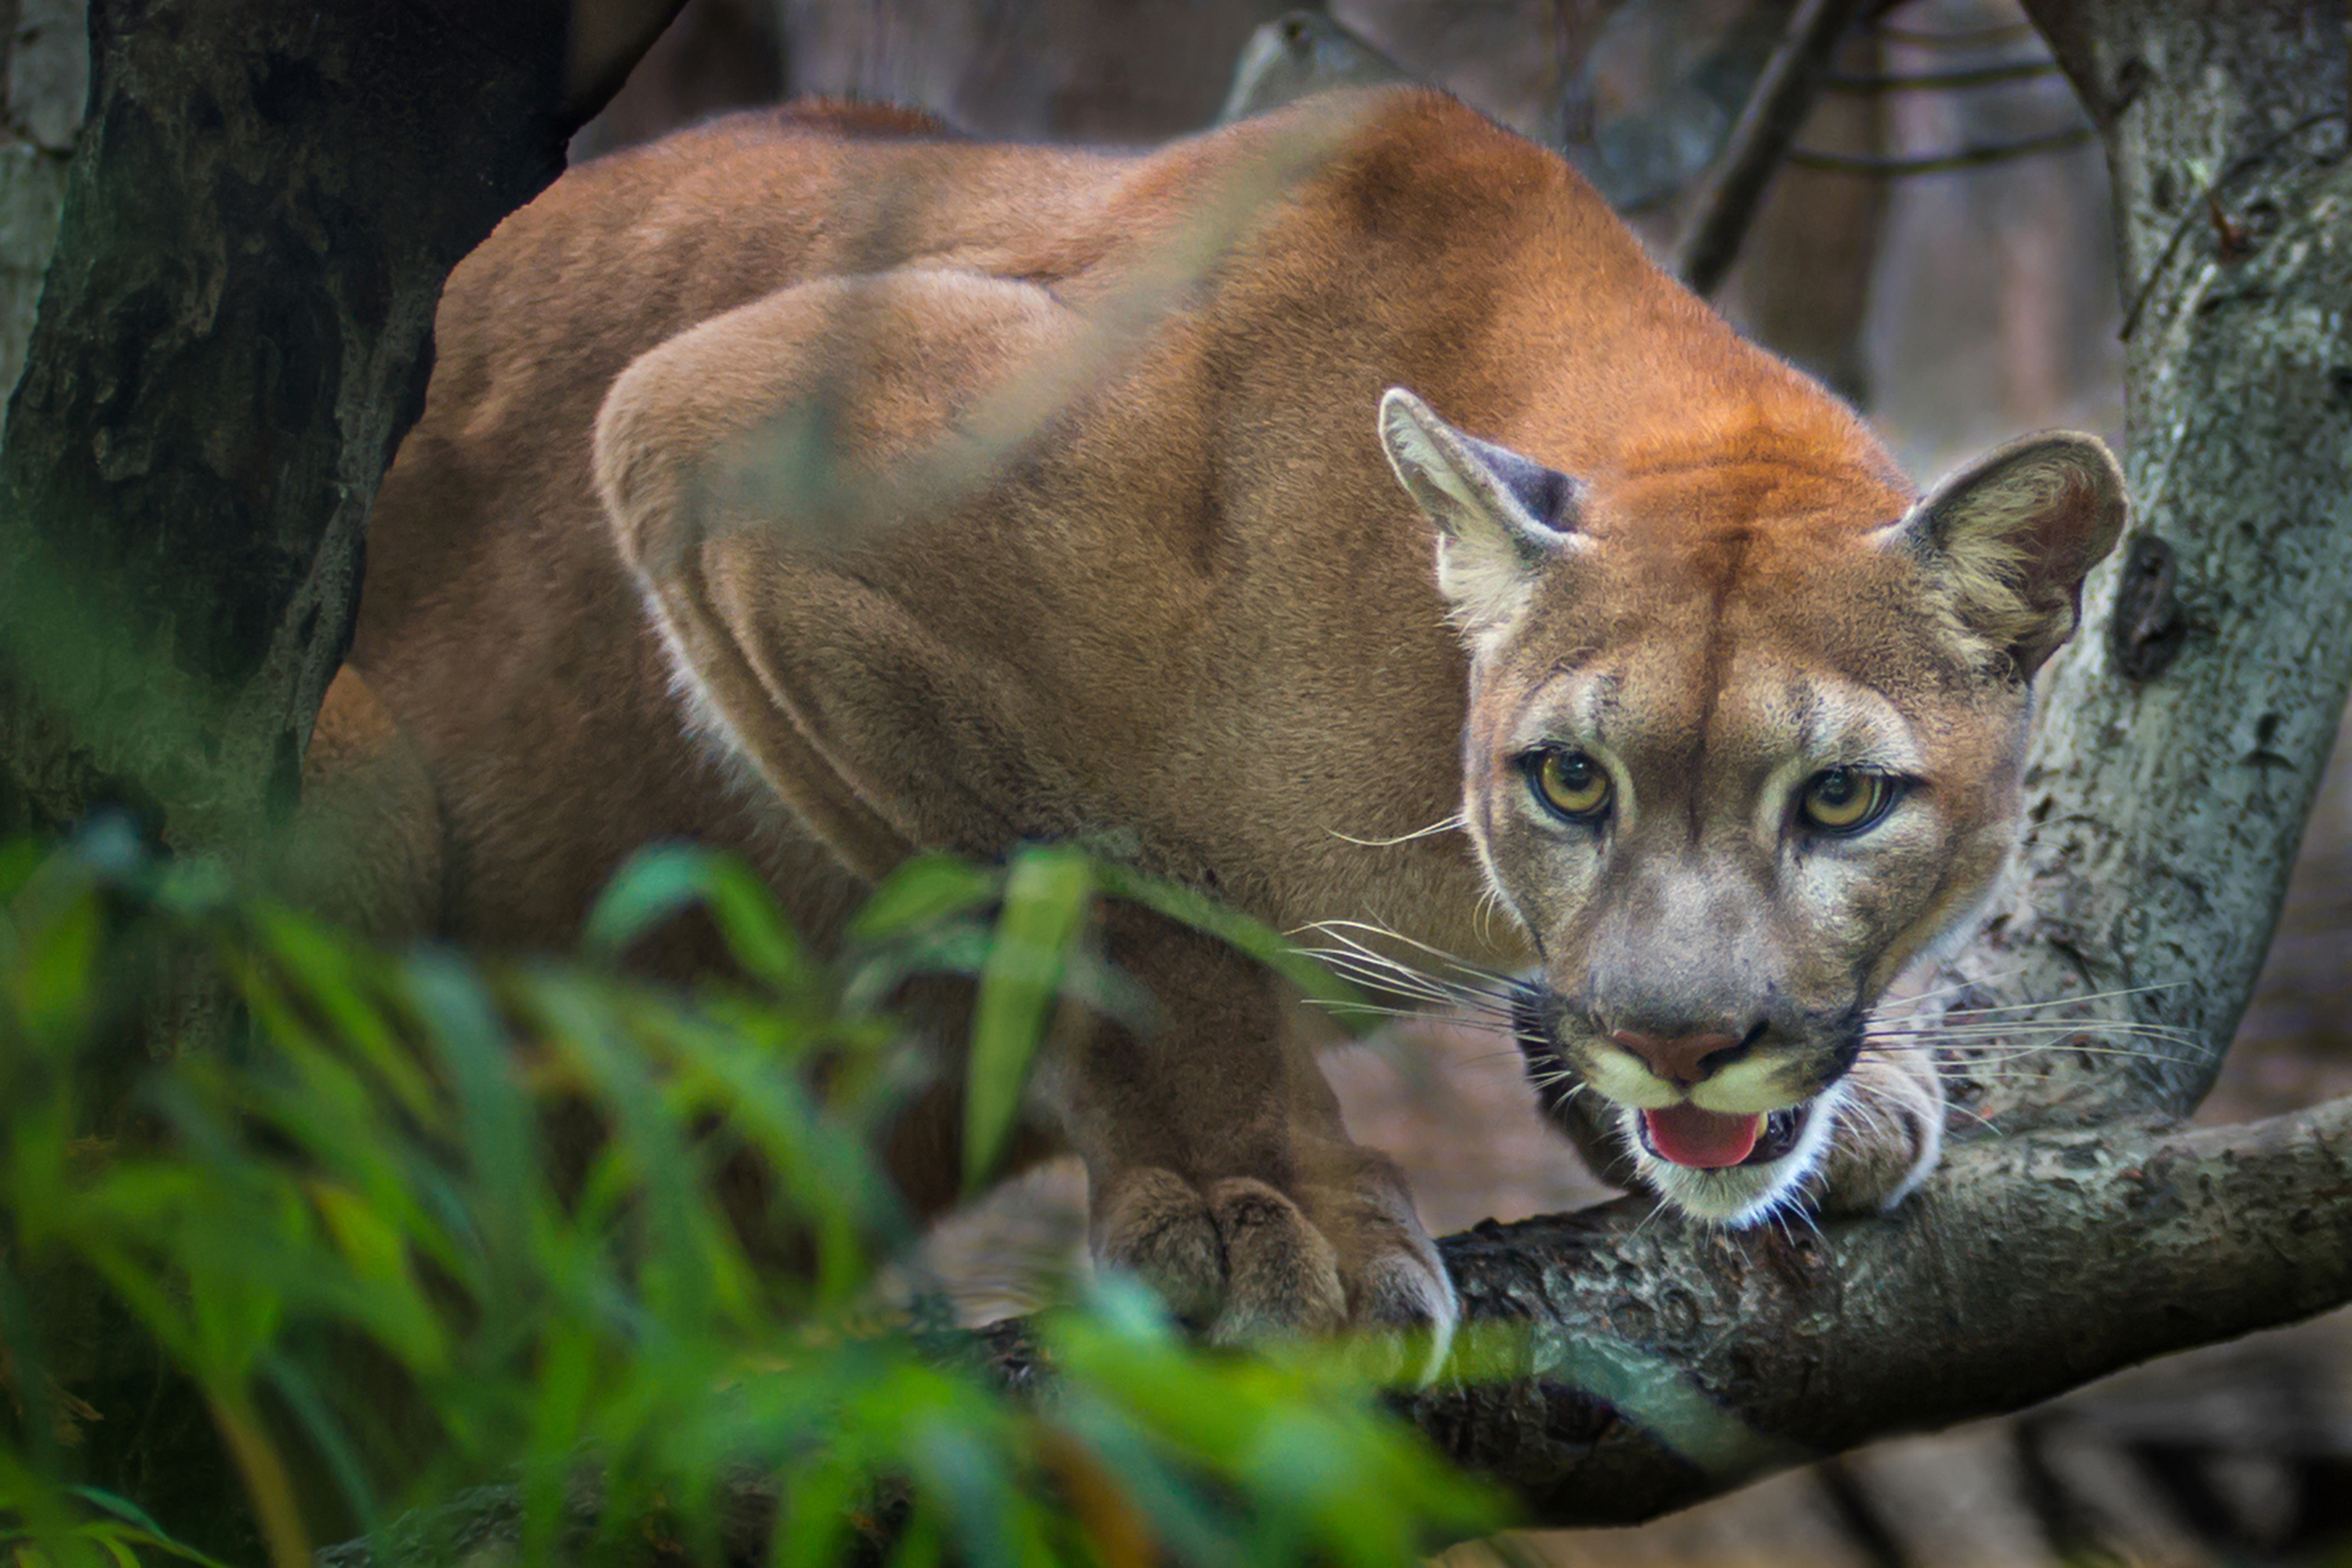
xmin=1376 ymin=386 xmax=2124 ymax=1224
xmin=1461 ymin=566 xmax=2027 ymax=1222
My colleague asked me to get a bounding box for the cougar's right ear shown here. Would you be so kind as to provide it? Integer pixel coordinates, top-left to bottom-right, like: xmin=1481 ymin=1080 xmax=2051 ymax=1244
xmin=1378 ymin=387 xmax=1584 ymax=636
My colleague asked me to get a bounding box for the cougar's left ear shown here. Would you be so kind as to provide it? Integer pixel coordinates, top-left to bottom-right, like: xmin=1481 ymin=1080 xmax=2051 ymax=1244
xmin=1878 ymin=430 xmax=2126 ymax=677
xmin=1378 ymin=387 xmax=1584 ymax=637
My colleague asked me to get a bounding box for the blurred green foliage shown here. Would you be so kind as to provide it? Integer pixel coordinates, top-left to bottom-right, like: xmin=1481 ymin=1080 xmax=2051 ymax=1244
xmin=0 ymin=826 xmax=1501 ymax=1568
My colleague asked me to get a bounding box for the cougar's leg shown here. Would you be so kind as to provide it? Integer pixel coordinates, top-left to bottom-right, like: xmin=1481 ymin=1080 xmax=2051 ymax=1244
xmin=276 ymin=666 xmax=444 ymax=943
xmin=1813 ymin=1046 xmax=1944 ymax=1216
xmin=593 ymin=269 xmax=1457 ymax=1364
xmin=593 ymin=267 xmax=1086 ymax=878
xmin=1058 ymin=904 xmax=1456 ymax=1363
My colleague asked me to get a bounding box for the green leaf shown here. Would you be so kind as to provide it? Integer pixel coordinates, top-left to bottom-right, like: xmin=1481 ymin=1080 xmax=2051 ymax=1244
xmin=964 ymin=847 xmax=1094 ymax=1193
xmin=848 ymin=855 xmax=1000 ymax=944
xmin=64 ymin=1490 xmax=170 ymax=1541
xmin=583 ymin=844 xmax=811 ymax=993
xmin=1092 ymin=862 xmax=1379 ymax=1038
xmin=583 ymin=843 xmax=709 ymax=957
xmin=7 ymin=884 xmax=98 ymax=1049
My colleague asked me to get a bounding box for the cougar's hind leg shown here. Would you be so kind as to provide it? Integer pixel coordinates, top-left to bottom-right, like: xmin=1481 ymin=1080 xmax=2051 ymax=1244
xmin=593 ymin=267 xmax=1087 ymax=877
xmin=275 ymin=666 xmax=445 ymax=944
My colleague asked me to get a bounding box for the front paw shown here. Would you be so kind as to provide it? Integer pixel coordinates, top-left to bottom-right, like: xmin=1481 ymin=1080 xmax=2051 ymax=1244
xmin=1813 ymin=1047 xmax=1945 ymax=1216
xmin=1091 ymin=1158 xmax=1458 ymax=1380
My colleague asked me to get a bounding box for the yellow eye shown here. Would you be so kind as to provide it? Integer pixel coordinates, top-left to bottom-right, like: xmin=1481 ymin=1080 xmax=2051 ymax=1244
xmin=1799 ymin=768 xmax=1896 ymax=834
xmin=1531 ymin=750 xmax=1612 ymax=822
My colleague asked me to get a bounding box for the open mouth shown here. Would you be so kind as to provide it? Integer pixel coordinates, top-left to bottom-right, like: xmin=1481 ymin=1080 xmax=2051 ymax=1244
xmin=1638 ymin=1102 xmax=1812 ymax=1169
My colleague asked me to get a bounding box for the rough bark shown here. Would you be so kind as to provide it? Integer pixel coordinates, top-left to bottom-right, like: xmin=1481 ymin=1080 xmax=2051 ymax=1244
xmin=0 ymin=0 xmax=648 ymax=855
xmin=1417 ymin=1100 xmax=2352 ymax=1523
xmin=1912 ymin=0 xmax=2352 ymax=1129
xmin=321 ymin=1098 xmax=2352 ymax=1559
xmin=0 ymin=0 xmax=83 ymax=423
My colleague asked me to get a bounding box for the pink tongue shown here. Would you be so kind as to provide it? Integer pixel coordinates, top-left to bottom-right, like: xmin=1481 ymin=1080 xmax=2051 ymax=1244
xmin=1643 ymin=1105 xmax=1764 ymax=1169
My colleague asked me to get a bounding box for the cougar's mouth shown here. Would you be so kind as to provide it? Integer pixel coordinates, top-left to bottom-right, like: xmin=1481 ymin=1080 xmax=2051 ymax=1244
xmin=1637 ymin=1102 xmax=1813 ymax=1169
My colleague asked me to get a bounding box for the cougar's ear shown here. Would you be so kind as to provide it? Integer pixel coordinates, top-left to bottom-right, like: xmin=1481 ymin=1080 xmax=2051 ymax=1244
xmin=1378 ymin=387 xmax=1584 ymax=636
xmin=1878 ymin=430 xmax=2126 ymax=677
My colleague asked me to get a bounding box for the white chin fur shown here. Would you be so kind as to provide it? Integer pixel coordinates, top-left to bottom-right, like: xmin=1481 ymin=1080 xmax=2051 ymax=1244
xmin=1623 ymin=1078 xmax=1850 ymax=1228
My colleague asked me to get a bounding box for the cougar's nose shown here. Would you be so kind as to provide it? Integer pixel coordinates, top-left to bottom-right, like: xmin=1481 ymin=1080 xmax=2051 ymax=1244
xmin=1611 ymin=1029 xmax=1744 ymax=1088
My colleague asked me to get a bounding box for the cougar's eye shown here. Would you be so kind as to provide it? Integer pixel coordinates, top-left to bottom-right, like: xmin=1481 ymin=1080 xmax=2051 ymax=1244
xmin=1529 ymin=750 xmax=1612 ymax=823
xmin=1798 ymin=767 xmax=1897 ymax=834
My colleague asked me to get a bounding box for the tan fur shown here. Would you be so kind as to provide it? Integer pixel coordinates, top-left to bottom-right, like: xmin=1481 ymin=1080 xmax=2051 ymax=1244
xmin=318 ymin=89 xmax=2124 ymax=1359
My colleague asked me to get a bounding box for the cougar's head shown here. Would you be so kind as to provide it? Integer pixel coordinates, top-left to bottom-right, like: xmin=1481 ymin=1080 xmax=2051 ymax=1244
xmin=1377 ymin=387 xmax=2125 ymax=1223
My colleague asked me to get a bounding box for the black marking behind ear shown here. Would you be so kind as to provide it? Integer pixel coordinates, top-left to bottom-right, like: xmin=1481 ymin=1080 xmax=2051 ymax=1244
xmin=1377 ymin=387 xmax=1584 ymax=636
xmin=1458 ymin=430 xmax=1582 ymax=537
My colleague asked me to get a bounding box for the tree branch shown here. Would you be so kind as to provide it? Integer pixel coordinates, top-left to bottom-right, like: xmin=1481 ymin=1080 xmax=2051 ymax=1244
xmin=1414 ymin=1097 xmax=2352 ymax=1523
xmin=1669 ymin=0 xmax=1871 ymax=296
xmin=321 ymin=1095 xmax=2352 ymax=1560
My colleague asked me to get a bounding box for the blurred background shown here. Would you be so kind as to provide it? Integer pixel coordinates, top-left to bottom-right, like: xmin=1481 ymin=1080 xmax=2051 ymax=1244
xmin=565 ymin=1 xmax=2352 ymax=1563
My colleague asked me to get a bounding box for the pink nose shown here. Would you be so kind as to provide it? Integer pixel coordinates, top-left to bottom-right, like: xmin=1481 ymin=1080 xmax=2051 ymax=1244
xmin=1611 ymin=1030 xmax=1741 ymax=1087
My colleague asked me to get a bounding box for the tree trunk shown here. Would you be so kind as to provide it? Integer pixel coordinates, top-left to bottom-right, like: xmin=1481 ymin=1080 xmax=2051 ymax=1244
xmin=0 ymin=0 xmax=648 ymax=857
xmin=0 ymin=3 xmax=674 ymax=1559
xmin=1911 ymin=0 xmax=2352 ymax=1130
xmin=0 ymin=0 xmax=84 ymax=426
xmin=1714 ymin=24 xmax=1889 ymax=405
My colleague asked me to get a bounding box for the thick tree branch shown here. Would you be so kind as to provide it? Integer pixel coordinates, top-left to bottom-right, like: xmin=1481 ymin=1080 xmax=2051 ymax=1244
xmin=321 ymin=1096 xmax=2352 ymax=1559
xmin=1415 ymin=1096 xmax=2352 ymax=1523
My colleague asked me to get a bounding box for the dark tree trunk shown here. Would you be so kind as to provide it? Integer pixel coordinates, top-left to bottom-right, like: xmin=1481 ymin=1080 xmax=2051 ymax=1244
xmin=0 ymin=0 xmax=664 ymax=858
xmin=0 ymin=3 xmax=673 ymax=1559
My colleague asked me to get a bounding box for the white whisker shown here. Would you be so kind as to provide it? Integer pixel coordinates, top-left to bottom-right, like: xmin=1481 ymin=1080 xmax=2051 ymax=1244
xmin=1303 ymin=919 xmax=1520 ymax=985
xmin=1875 ymin=978 xmax=2186 ymax=1020
xmin=1321 ymin=812 xmax=1466 ymax=848
xmin=1474 ymin=885 xmax=1504 ymax=948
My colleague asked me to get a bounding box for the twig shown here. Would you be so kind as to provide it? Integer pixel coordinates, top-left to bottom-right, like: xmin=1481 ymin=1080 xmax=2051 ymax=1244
xmin=1787 ymin=124 xmax=2092 ymax=175
xmin=1873 ymin=19 xmax=2036 ymax=48
xmin=1824 ymin=60 xmax=2058 ymax=93
xmin=1670 ymin=0 xmax=1874 ymax=297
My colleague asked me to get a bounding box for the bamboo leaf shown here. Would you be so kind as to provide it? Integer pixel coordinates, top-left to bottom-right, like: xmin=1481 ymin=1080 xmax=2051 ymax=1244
xmin=964 ymin=848 xmax=1094 ymax=1194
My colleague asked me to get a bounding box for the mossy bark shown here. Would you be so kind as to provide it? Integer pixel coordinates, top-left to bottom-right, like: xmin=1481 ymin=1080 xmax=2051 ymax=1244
xmin=0 ymin=0 xmax=589 ymax=856
xmin=0 ymin=4 xmax=669 ymax=1559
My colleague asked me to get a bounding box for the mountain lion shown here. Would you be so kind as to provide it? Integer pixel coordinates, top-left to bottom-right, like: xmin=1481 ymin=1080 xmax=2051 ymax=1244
xmin=311 ymin=88 xmax=2125 ymax=1363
